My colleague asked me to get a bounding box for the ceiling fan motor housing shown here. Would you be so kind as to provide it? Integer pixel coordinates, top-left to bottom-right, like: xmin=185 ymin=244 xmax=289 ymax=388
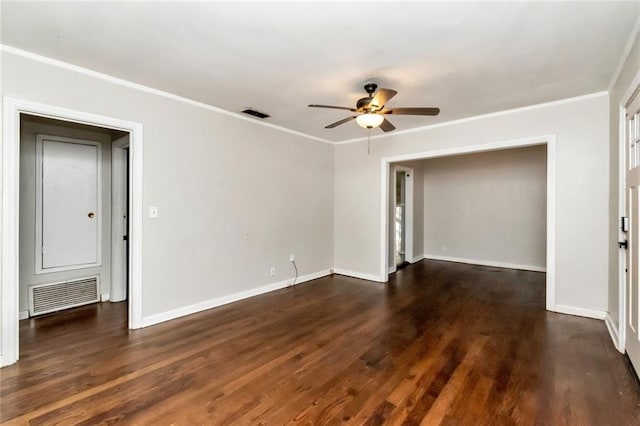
xmin=357 ymin=97 xmax=373 ymax=111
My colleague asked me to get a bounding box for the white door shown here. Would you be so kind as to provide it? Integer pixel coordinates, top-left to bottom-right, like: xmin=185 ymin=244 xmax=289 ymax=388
xmin=37 ymin=135 xmax=101 ymax=272
xmin=626 ymin=87 xmax=640 ymax=372
xmin=395 ymin=170 xmax=406 ymax=265
xmin=111 ymin=137 xmax=129 ymax=302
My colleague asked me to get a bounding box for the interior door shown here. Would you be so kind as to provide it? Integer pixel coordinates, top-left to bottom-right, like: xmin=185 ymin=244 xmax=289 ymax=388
xmin=111 ymin=138 xmax=129 ymax=302
xmin=38 ymin=136 xmax=100 ymax=271
xmin=626 ymin=87 xmax=640 ymax=372
xmin=395 ymin=170 xmax=406 ymax=265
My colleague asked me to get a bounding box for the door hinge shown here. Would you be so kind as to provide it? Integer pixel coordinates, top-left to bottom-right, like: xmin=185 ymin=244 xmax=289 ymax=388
xmin=619 ymin=239 xmax=628 ymax=249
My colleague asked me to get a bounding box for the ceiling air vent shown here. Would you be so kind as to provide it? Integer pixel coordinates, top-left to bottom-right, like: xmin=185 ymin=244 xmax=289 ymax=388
xmin=240 ymin=107 xmax=270 ymax=119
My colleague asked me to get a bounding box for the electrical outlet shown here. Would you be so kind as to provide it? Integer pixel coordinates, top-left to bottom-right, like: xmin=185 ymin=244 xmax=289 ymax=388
xmin=289 ymin=253 xmax=295 ymax=262
xmin=270 ymin=267 xmax=276 ymax=277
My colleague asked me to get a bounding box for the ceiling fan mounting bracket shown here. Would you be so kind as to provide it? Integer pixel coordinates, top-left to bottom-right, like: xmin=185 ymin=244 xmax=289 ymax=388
xmin=364 ymin=83 xmax=378 ymax=96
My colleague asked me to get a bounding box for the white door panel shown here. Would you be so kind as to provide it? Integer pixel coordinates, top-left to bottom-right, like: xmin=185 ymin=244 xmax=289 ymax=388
xmin=626 ymin=88 xmax=640 ymax=372
xmin=38 ymin=136 xmax=101 ymax=271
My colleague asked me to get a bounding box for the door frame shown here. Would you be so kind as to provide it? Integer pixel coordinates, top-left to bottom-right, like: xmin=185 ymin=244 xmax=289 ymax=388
xmin=380 ymin=134 xmax=556 ymax=311
xmin=390 ymin=165 xmax=414 ymax=272
xmin=111 ymin=136 xmax=130 ymax=302
xmin=1 ymin=97 xmax=144 ymax=367
xmin=617 ymin=68 xmax=640 ymax=354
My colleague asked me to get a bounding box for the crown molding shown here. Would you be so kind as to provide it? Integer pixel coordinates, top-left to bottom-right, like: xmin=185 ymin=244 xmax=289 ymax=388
xmin=0 ymin=44 xmax=334 ymax=145
xmin=335 ymin=91 xmax=609 ymax=145
xmin=608 ymin=13 xmax=640 ymax=91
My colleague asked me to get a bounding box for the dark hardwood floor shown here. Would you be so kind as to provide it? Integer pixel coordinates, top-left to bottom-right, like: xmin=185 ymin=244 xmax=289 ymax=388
xmin=2 ymin=260 xmax=639 ymax=425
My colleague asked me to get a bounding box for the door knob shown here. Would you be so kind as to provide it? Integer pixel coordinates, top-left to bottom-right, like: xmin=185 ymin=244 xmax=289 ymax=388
xmin=88 ymin=212 xmax=95 ymax=218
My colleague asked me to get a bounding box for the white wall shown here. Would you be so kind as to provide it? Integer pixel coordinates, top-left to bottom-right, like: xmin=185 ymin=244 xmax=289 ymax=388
xmin=335 ymin=93 xmax=609 ymax=314
xmin=1 ymin=50 xmax=335 ymax=331
xmin=19 ymin=118 xmax=114 ymax=313
xmin=608 ymin=30 xmax=640 ymax=331
xmin=422 ymin=146 xmax=547 ymax=270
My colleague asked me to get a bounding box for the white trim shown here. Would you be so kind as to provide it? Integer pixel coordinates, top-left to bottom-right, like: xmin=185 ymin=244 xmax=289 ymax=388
xmin=410 ymin=254 xmax=425 ymax=264
xmin=100 ymin=293 xmax=110 ymax=302
xmin=333 ymin=269 xmax=385 ymax=283
xmin=34 ymin=134 xmax=103 ymax=274
xmin=338 ymin=92 xmax=607 ymax=145
xmin=0 ymin=44 xmax=332 ymax=146
xmin=554 ymin=304 xmax=606 ymax=320
xmin=18 ymin=311 xmax=29 ymax=320
xmin=546 ymin=136 xmax=557 ymax=311
xmin=619 ymin=101 xmax=627 ymax=354
xmin=606 ymin=313 xmax=624 ymax=353
xmin=2 ymin=98 xmax=21 ymax=366
xmin=1 ymin=97 xmax=144 ymax=367
xmin=380 ymin=134 xmax=557 ymax=312
xmin=388 ymin=266 xmax=397 ymax=274
xmin=140 ymin=269 xmax=332 ymax=328
xmin=608 ymin=14 xmax=640 ymax=91
xmin=423 ymin=254 xmax=546 ymax=273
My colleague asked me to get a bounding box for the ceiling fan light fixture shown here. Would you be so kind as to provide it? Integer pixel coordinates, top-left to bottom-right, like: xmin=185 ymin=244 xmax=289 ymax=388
xmin=356 ymin=113 xmax=384 ymax=129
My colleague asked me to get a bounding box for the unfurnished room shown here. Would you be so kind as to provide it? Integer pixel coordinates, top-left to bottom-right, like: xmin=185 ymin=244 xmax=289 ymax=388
xmin=1 ymin=1 xmax=640 ymax=424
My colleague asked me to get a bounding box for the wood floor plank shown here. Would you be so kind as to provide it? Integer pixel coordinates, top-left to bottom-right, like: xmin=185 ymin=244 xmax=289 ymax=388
xmin=2 ymin=260 xmax=640 ymax=424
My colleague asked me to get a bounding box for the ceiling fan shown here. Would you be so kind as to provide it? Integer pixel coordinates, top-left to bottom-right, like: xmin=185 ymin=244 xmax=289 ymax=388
xmin=308 ymin=83 xmax=440 ymax=132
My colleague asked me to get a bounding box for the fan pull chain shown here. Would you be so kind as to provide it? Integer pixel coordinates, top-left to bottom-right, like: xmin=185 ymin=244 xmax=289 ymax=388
xmin=368 ymin=129 xmax=371 ymax=155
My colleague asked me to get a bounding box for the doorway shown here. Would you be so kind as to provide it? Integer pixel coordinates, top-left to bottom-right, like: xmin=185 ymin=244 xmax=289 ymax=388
xmin=1 ymin=97 xmax=143 ymax=367
xmin=16 ymin=114 xmax=130 ymax=349
xmin=390 ymin=165 xmax=414 ymax=271
xmin=380 ymin=135 xmax=557 ymax=311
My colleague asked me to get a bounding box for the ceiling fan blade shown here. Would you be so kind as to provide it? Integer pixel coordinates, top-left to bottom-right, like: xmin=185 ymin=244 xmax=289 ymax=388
xmin=383 ymin=107 xmax=440 ymax=116
xmin=380 ymin=118 xmax=396 ymax=132
xmin=325 ymin=116 xmax=357 ymax=129
xmin=309 ymin=104 xmax=357 ymax=112
xmin=369 ymin=88 xmax=398 ymax=111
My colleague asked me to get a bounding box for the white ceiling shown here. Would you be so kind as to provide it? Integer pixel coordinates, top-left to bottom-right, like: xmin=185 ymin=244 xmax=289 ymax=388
xmin=1 ymin=1 xmax=639 ymax=142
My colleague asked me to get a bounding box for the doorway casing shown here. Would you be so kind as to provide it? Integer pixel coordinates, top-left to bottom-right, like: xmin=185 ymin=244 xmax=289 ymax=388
xmin=380 ymin=134 xmax=556 ymax=312
xmin=1 ymin=97 xmax=144 ymax=367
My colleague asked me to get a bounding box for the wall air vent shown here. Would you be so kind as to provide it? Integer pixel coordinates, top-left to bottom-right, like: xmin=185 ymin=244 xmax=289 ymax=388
xmin=28 ymin=276 xmax=100 ymax=316
xmin=240 ymin=107 xmax=270 ymax=119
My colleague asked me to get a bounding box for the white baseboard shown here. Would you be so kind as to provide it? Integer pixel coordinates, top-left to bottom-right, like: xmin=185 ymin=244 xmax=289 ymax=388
xmin=423 ymin=254 xmax=546 ymax=273
xmin=410 ymin=254 xmax=425 ymax=264
xmin=19 ymin=310 xmax=29 ymax=320
xmin=100 ymin=293 xmax=110 ymax=302
xmin=605 ymin=313 xmax=624 ymax=353
xmin=333 ymin=269 xmax=385 ymax=283
xmin=388 ymin=266 xmax=397 ymax=274
xmin=140 ymin=269 xmax=332 ymax=328
xmin=552 ymin=304 xmax=606 ymax=320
